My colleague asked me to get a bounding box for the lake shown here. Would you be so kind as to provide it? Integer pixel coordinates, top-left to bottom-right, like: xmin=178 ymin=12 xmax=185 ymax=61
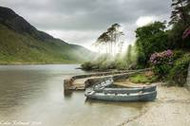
xmin=0 ymin=64 xmax=145 ymax=126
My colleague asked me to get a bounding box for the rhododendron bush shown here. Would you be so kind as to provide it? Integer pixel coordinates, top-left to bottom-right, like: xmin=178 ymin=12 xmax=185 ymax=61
xmin=150 ymin=50 xmax=173 ymax=77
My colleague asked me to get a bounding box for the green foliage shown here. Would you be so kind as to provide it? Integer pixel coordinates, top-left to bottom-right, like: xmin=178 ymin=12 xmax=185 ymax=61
xmin=129 ymin=73 xmax=158 ymax=84
xmin=168 ymin=0 xmax=190 ymax=49
xmin=114 ymin=56 xmax=127 ymax=70
xmin=150 ymin=50 xmax=174 ymax=77
xmin=153 ymin=64 xmax=172 ymax=78
xmin=0 ymin=24 xmax=92 ymax=64
xmin=168 ymin=53 xmax=190 ymax=86
xmin=81 ymin=62 xmax=94 ymax=71
xmin=135 ymin=21 xmax=169 ymax=67
xmin=168 ymin=21 xmax=190 ymax=49
xmin=173 ymin=50 xmax=186 ymax=60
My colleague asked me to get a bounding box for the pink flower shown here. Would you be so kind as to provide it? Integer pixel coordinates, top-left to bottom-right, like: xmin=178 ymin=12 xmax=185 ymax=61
xmin=150 ymin=50 xmax=173 ymax=65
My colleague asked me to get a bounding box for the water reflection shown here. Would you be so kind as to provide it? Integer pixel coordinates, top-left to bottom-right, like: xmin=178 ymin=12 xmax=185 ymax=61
xmin=0 ymin=65 xmax=145 ymax=126
xmin=63 ymin=90 xmax=74 ymax=98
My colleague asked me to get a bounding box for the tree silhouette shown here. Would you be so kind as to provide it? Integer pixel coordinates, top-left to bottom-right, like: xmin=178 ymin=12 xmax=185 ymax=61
xmin=96 ymin=32 xmax=110 ymax=53
xmin=94 ymin=23 xmax=125 ymax=56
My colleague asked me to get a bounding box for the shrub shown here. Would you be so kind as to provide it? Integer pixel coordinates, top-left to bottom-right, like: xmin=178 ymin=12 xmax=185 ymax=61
xmin=150 ymin=50 xmax=174 ymax=77
xmin=168 ymin=53 xmax=190 ymax=86
xmin=173 ymin=50 xmax=186 ymax=60
xmin=81 ymin=62 xmax=94 ymax=71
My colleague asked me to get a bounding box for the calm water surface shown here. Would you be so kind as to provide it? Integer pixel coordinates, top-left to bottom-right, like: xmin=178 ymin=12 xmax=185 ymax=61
xmin=0 ymin=64 xmax=145 ymax=126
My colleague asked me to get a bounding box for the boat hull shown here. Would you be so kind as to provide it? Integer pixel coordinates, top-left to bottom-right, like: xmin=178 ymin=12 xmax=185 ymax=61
xmin=86 ymin=91 xmax=157 ymax=102
xmin=94 ymin=85 xmax=156 ymax=94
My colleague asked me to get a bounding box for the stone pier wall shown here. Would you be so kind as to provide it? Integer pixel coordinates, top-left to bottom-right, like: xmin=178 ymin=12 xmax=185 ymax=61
xmin=71 ymin=68 xmax=151 ymax=80
xmin=64 ymin=68 xmax=151 ymax=90
xmin=64 ymin=79 xmax=73 ymax=90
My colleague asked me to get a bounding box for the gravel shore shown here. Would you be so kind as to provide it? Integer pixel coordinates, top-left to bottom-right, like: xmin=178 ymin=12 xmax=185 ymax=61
xmin=118 ymin=85 xmax=190 ymax=126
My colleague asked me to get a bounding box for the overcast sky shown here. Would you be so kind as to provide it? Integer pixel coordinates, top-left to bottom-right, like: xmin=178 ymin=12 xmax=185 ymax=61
xmin=1 ymin=0 xmax=172 ymax=51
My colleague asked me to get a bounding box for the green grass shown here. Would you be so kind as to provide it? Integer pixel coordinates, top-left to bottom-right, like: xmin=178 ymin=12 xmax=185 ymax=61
xmin=129 ymin=73 xmax=158 ymax=84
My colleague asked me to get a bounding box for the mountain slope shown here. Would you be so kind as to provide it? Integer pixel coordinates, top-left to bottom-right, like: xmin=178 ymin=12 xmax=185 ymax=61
xmin=0 ymin=6 xmax=93 ymax=64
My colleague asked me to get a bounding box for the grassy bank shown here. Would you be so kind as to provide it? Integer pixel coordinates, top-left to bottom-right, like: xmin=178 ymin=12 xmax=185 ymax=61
xmin=129 ymin=72 xmax=158 ymax=84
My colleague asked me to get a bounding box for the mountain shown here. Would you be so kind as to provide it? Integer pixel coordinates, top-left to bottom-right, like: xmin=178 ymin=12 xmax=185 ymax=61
xmin=0 ymin=6 xmax=93 ymax=64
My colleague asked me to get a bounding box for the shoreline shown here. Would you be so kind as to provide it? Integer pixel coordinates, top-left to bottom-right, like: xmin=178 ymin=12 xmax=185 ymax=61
xmin=118 ymin=84 xmax=190 ymax=126
xmin=0 ymin=62 xmax=82 ymax=65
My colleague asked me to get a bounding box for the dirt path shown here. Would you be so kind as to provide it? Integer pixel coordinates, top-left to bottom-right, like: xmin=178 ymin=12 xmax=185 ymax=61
xmin=118 ymin=85 xmax=190 ymax=126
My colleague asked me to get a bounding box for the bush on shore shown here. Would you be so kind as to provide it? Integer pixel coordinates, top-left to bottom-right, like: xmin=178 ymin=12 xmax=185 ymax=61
xmin=149 ymin=50 xmax=190 ymax=86
xmin=150 ymin=50 xmax=173 ymax=78
xmin=168 ymin=53 xmax=190 ymax=86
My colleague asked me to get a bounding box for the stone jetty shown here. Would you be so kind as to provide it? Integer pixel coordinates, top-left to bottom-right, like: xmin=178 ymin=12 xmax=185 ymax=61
xmin=64 ymin=68 xmax=151 ymax=90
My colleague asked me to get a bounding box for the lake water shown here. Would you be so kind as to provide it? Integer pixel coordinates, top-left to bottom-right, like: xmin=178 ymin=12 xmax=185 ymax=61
xmin=0 ymin=64 xmax=145 ymax=126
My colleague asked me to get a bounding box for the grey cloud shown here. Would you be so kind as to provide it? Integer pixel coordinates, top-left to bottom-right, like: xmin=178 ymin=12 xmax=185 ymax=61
xmin=0 ymin=0 xmax=172 ymax=47
xmin=1 ymin=0 xmax=171 ymax=30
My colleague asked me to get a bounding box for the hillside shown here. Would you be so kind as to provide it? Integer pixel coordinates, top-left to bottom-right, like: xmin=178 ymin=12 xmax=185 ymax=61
xmin=0 ymin=6 xmax=93 ymax=64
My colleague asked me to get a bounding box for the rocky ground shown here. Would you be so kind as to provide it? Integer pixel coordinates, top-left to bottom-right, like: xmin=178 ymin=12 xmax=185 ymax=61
xmin=118 ymin=84 xmax=190 ymax=126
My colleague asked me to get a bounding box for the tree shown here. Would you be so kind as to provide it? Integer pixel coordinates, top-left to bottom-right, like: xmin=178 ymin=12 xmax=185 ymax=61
xmin=135 ymin=21 xmax=169 ymax=67
xmin=94 ymin=23 xmax=125 ymax=56
xmin=96 ymin=32 xmax=110 ymax=53
xmin=126 ymin=44 xmax=132 ymax=65
xmin=168 ymin=0 xmax=190 ymax=49
xmin=170 ymin=0 xmax=190 ymax=25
